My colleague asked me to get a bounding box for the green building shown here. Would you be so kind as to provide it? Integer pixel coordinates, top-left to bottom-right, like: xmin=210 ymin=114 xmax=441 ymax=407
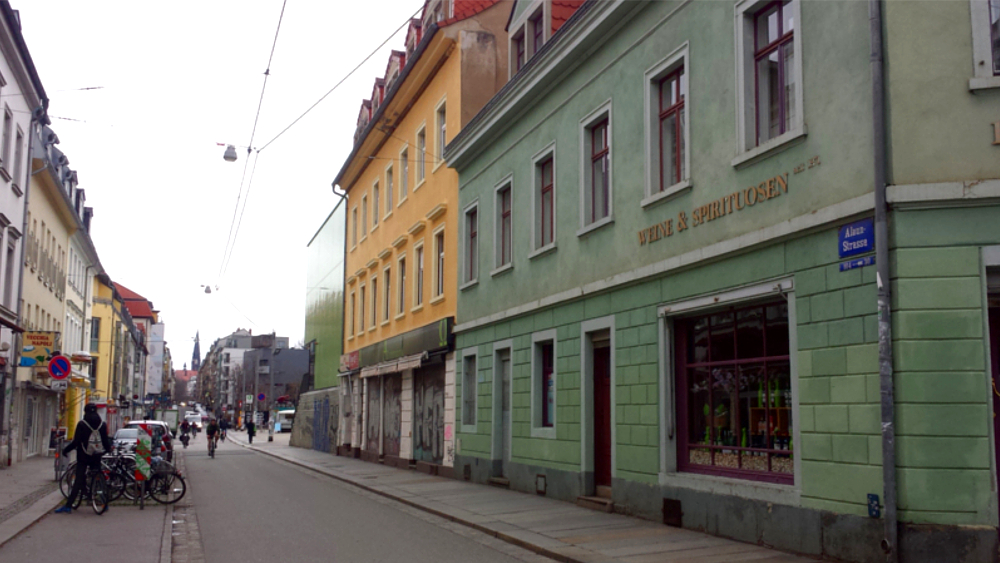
xmin=445 ymin=1 xmax=1000 ymax=561
xmin=293 ymin=198 xmax=348 ymax=452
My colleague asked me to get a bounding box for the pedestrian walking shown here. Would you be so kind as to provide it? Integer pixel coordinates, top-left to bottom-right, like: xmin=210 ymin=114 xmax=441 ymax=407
xmin=55 ymin=404 xmax=112 ymax=514
xmin=246 ymin=420 xmax=256 ymax=444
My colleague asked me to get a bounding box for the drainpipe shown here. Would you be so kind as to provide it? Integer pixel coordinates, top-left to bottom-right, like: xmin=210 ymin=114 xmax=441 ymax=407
xmin=869 ymin=0 xmax=896 ymax=560
xmin=330 ymin=182 xmax=347 ymax=448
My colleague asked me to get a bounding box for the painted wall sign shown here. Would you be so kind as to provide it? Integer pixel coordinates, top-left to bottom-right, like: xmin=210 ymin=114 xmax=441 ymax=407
xmin=19 ymin=331 xmax=60 ymax=367
xmin=838 ymin=218 xmax=874 ymax=258
xmin=638 ymin=158 xmax=822 ymax=247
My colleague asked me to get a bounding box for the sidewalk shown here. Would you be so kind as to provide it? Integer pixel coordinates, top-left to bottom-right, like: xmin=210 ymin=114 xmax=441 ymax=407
xmin=228 ymin=430 xmax=817 ymax=562
xmin=0 ymin=455 xmax=63 ymax=547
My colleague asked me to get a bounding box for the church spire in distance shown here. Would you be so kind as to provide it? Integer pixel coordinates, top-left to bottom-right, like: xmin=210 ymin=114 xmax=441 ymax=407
xmin=192 ymin=331 xmax=201 ymax=371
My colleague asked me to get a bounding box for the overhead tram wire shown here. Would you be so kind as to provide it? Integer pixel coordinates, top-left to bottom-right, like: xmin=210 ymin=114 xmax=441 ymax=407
xmin=216 ymin=0 xmax=289 ymax=285
xmin=217 ymin=7 xmax=420 ymax=281
xmin=256 ymin=7 xmax=421 ymax=153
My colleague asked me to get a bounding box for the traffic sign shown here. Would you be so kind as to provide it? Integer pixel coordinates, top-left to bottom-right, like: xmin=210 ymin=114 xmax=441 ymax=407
xmin=246 ymin=394 xmax=253 ymax=403
xmin=257 ymin=393 xmax=265 ymax=401
xmin=48 ymin=355 xmax=71 ymax=380
xmin=50 ymin=380 xmax=68 ymax=391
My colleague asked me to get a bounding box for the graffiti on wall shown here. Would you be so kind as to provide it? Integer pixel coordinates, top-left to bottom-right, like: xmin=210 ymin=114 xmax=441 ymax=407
xmin=311 ymin=396 xmax=341 ymax=453
xmin=382 ymin=375 xmax=402 ymax=457
xmin=366 ymin=379 xmax=381 ymax=454
xmin=413 ymin=368 xmax=444 ymax=464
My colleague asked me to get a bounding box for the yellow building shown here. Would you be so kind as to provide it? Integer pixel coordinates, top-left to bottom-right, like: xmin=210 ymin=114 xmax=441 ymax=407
xmin=335 ymin=0 xmax=508 ymax=474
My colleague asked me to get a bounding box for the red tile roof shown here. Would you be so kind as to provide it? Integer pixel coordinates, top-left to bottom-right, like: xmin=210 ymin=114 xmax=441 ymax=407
xmin=114 ymin=282 xmax=156 ymax=319
xmin=439 ymin=0 xmax=503 ymax=27
xmin=551 ymin=0 xmax=585 ymax=34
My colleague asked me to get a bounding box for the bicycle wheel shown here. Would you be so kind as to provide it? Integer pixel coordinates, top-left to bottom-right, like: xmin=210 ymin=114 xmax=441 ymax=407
xmin=90 ymin=473 xmax=109 ymax=515
xmin=59 ymin=462 xmax=76 ymax=498
xmin=106 ymin=470 xmax=128 ymax=502
xmin=149 ymin=472 xmax=186 ymax=504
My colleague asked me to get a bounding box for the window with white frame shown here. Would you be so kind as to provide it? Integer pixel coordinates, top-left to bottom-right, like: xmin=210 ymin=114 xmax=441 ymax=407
xmin=512 ymin=29 xmax=526 ymax=73
xmin=414 ymin=243 xmax=424 ymax=307
xmin=397 ymin=255 xmax=407 ymax=315
xmin=530 ymin=8 xmax=545 ymax=56
xmin=531 ymin=330 xmax=557 ymax=435
xmin=970 ymin=0 xmax=1000 ymax=89
xmin=385 ymin=165 xmax=394 ymax=213
xmin=433 ymin=229 xmax=445 ymax=299
xmin=359 ymin=283 xmax=366 ymax=332
xmin=400 ymin=149 xmax=409 ymax=201
xmin=735 ymin=0 xmax=803 ymax=155
xmin=436 ymin=102 xmax=447 ymax=163
xmin=2 ymin=234 xmax=13 ymax=308
xmin=349 ymin=291 xmax=356 ymax=336
xmin=372 ymin=183 xmax=380 ymax=228
xmin=495 ymin=181 xmax=512 ymax=269
xmin=533 ymin=149 xmax=555 ymax=250
xmin=580 ymin=102 xmax=611 ymax=228
xmin=12 ymin=127 xmax=22 ymax=190
xmin=352 ymin=207 xmax=358 ymax=247
xmin=464 ymin=204 xmax=478 ymax=284
xmin=370 ymin=275 xmax=378 ymax=329
xmin=462 ymin=351 xmax=477 ymax=427
xmin=382 ymin=266 xmax=392 ymax=322
xmin=416 ymin=128 xmax=426 ymax=184
xmin=1 ymin=106 xmax=10 ymax=173
xmin=361 ymin=195 xmax=368 ymax=236
xmin=644 ymin=45 xmax=689 ymax=202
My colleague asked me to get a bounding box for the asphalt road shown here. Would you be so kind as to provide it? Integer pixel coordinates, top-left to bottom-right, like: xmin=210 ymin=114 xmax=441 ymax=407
xmin=183 ymin=435 xmax=551 ymax=563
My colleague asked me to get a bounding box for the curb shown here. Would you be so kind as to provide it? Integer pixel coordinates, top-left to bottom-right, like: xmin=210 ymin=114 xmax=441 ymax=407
xmin=0 ymin=488 xmax=64 ymax=548
xmin=159 ymin=500 xmax=173 ymax=563
xmin=231 ymin=438 xmax=584 ymax=563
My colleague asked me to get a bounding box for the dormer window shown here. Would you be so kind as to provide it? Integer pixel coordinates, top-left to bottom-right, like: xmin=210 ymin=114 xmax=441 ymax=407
xmin=513 ymin=30 xmax=526 ymax=72
xmin=530 ymin=9 xmax=545 ymax=56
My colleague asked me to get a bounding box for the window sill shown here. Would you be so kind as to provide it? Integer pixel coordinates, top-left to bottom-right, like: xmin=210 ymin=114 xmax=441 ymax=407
xmin=411 ymin=304 xmax=424 ymax=314
xmin=530 ymin=426 xmax=556 ymax=439
xmin=371 ymin=224 xmax=379 ymax=234
xmin=0 ymin=167 xmax=10 ymax=183
xmin=576 ymin=215 xmax=614 ymax=238
xmin=642 ymin=180 xmax=692 ymax=209
xmin=395 ymin=312 xmax=406 ymax=321
xmin=969 ymin=76 xmax=1000 ymax=92
xmin=459 ymin=278 xmax=478 ymax=291
xmin=491 ymin=263 xmax=513 ymax=278
xmin=432 ymin=159 xmax=445 ymax=174
xmin=731 ymin=125 xmax=807 ymax=169
xmin=347 ymin=334 xmax=355 ymax=341
xmin=528 ymin=243 xmax=557 ymax=261
xmin=430 ymin=294 xmax=445 ymax=305
xmin=414 ymin=179 xmax=426 ymax=192
xmin=380 ymin=318 xmax=391 ymax=327
xmin=351 ymin=245 xmax=357 ymax=253
xmin=368 ymin=325 xmax=376 ymax=333
xmin=11 ymin=182 xmax=21 ymax=197
xmin=360 ymin=235 xmax=368 ymax=244
xmin=398 ymin=196 xmax=408 ymax=207
xmin=384 ymin=211 xmax=393 ymax=222
xmin=460 ymin=423 xmax=477 ymax=435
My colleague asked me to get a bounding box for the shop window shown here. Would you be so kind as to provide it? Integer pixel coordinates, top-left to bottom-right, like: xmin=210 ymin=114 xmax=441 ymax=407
xmin=676 ymin=301 xmax=792 ymax=484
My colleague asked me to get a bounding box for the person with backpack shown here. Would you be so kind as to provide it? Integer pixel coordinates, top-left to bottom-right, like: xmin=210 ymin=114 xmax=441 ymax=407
xmin=55 ymin=403 xmax=112 ymax=514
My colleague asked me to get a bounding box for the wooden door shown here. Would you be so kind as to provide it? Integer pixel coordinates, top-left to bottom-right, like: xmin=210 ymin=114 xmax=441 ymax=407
xmin=990 ymin=308 xmax=1000 ymax=511
xmin=594 ymin=345 xmax=612 ymax=488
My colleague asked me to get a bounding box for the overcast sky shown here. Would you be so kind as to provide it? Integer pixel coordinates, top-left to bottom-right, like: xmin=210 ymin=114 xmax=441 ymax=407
xmin=16 ymin=1 xmax=420 ymax=367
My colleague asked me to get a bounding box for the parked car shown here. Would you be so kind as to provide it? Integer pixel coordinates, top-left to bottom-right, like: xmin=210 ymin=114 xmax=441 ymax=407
xmin=112 ymin=428 xmax=140 ymax=451
xmin=275 ymin=409 xmax=295 ymax=433
xmin=124 ymin=420 xmax=175 ymax=460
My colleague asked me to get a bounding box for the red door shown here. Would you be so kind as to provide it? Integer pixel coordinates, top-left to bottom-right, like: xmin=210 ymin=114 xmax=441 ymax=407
xmin=594 ymin=345 xmax=612 ymax=488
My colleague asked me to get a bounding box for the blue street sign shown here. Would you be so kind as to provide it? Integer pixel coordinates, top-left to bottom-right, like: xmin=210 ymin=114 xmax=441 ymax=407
xmin=838 ymin=218 xmax=874 ymax=259
xmin=839 ymin=255 xmax=876 ymax=272
xmin=257 ymin=393 xmax=265 ymax=401
xmin=48 ymin=355 xmax=71 ymax=380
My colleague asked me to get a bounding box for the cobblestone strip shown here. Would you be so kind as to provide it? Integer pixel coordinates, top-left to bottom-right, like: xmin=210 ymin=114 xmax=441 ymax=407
xmin=0 ymin=482 xmax=59 ymax=526
xmin=170 ymin=451 xmax=205 ymax=563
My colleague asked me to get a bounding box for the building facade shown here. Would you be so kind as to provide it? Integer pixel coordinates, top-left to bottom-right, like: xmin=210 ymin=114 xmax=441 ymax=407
xmin=335 ymin=0 xmax=509 ymax=475
xmin=445 ymin=1 xmax=1000 ymax=561
xmin=0 ymin=0 xmax=47 ymax=467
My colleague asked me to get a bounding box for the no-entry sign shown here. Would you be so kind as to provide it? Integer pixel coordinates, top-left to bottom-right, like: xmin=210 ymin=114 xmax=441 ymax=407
xmin=48 ymin=355 xmax=71 ymax=380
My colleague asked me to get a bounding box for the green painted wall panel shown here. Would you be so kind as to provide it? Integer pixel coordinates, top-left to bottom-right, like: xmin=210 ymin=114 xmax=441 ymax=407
xmin=897 ymin=404 xmax=990 ymax=437
xmin=894 ymin=340 xmax=984 ymax=372
xmin=896 ymin=468 xmax=991 ymax=514
xmin=896 ymin=436 xmax=991 ymax=470
xmin=894 ymin=372 xmax=988 ymax=404
xmin=893 ymin=310 xmax=983 ymax=340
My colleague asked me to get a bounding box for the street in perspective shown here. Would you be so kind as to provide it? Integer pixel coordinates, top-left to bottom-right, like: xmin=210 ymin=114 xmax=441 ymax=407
xmin=0 ymin=1 xmax=998 ymax=562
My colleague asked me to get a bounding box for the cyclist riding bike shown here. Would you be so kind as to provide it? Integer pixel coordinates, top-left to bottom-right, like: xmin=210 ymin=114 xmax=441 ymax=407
xmin=205 ymin=418 xmax=220 ymax=456
xmin=219 ymin=417 xmax=229 ymax=441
